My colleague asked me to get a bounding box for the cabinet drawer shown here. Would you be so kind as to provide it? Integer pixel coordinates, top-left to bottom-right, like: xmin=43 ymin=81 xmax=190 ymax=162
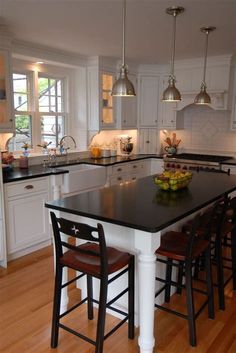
xmin=129 ymin=161 xmax=146 ymax=173
xmin=6 ymin=178 xmax=48 ymax=198
xmin=112 ymin=164 xmax=129 ymax=175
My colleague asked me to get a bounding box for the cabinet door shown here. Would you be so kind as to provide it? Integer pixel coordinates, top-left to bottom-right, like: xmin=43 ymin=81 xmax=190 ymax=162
xmin=120 ymin=74 xmax=137 ymax=129
xmin=100 ymin=73 xmax=117 ymax=129
xmin=0 ymin=49 xmax=14 ymax=132
xmin=138 ymin=76 xmax=159 ymax=127
xmin=138 ymin=128 xmax=158 ymax=154
xmin=6 ymin=191 xmax=50 ymax=255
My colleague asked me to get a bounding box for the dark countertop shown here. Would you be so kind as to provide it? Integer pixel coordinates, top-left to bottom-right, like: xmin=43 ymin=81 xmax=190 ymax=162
xmin=45 ymin=172 xmax=236 ymax=233
xmin=2 ymin=154 xmax=163 ymax=183
xmin=2 ymin=165 xmax=68 ymax=183
xmin=221 ymin=158 xmax=236 ymax=166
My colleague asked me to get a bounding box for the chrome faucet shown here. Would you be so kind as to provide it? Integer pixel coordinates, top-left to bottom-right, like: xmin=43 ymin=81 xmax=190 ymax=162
xmin=59 ymin=135 xmax=77 ymax=154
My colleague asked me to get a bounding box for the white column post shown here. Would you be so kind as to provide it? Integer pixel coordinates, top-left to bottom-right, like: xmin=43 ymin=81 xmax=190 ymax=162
xmin=134 ymin=229 xmax=161 ymax=353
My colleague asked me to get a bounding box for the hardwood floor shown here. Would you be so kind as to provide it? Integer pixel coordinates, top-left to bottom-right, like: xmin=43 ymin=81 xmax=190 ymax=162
xmin=1 ymin=246 xmax=236 ymax=353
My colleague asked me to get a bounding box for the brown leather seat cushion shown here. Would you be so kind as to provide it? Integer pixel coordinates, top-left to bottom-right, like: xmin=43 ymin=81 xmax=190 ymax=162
xmin=156 ymin=231 xmax=209 ymax=261
xmin=60 ymin=242 xmax=132 ymax=277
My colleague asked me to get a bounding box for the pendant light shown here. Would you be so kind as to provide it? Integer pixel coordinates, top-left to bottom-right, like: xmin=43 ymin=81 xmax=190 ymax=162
xmin=111 ymin=0 xmax=136 ymax=97
xmin=163 ymin=6 xmax=185 ymax=102
xmin=194 ymin=27 xmax=216 ymax=105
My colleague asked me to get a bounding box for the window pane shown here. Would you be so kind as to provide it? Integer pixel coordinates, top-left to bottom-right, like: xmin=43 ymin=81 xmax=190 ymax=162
xmin=13 ymin=73 xmax=29 ymax=111
xmin=14 ymin=93 xmax=28 ymax=111
xmin=38 ymin=76 xmax=64 ymax=113
xmin=13 ymin=74 xmax=28 ymax=93
xmin=8 ymin=115 xmax=32 ymax=151
xmin=40 ymin=115 xmax=65 ymax=148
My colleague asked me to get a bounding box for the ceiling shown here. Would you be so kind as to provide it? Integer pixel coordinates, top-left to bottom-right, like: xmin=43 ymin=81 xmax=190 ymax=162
xmin=1 ymin=0 xmax=236 ymax=65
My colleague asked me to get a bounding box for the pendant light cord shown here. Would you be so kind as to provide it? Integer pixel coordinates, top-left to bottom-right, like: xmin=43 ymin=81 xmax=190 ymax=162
xmin=202 ymin=30 xmax=209 ymax=85
xmin=170 ymin=11 xmax=177 ymax=78
xmin=122 ymin=0 xmax=126 ymax=68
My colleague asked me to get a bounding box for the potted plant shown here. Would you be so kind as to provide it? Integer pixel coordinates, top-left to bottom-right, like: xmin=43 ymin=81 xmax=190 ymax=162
xmin=37 ymin=141 xmax=52 ymax=154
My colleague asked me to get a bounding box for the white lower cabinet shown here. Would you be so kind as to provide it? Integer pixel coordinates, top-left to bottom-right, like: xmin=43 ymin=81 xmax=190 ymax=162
xmin=109 ymin=160 xmax=150 ymax=186
xmin=4 ymin=177 xmax=51 ymax=259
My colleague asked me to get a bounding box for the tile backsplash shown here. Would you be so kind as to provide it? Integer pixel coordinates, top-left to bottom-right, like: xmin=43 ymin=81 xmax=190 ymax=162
xmin=165 ymin=105 xmax=236 ymax=156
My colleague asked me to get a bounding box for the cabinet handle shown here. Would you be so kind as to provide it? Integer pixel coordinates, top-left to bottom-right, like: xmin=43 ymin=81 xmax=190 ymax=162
xmin=123 ymin=119 xmax=126 ymax=122
xmin=155 ymin=120 xmax=157 ymax=123
xmin=117 ymin=168 xmax=122 ymax=172
xmin=117 ymin=177 xmax=122 ymax=181
xmin=132 ymin=177 xmax=137 ymax=180
xmin=24 ymin=184 xmax=34 ymax=190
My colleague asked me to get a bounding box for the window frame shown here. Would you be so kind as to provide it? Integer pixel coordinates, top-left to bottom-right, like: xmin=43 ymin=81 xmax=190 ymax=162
xmin=11 ymin=66 xmax=69 ymax=153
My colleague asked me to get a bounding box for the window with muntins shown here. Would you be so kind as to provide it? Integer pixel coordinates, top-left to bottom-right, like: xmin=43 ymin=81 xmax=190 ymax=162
xmin=8 ymin=71 xmax=66 ymax=152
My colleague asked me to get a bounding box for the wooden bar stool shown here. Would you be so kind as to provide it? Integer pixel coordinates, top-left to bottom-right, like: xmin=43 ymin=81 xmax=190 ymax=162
xmin=50 ymin=212 xmax=135 ymax=353
xmin=155 ymin=215 xmax=214 ymax=347
xmin=182 ymin=197 xmax=236 ymax=310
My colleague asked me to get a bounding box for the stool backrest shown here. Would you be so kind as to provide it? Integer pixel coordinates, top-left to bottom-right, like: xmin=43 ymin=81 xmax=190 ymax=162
xmin=50 ymin=211 xmax=108 ymax=275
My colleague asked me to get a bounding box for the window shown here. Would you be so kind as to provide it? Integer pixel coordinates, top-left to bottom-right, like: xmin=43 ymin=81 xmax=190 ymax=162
xmin=8 ymin=71 xmax=66 ymax=152
xmin=8 ymin=73 xmax=32 ymax=151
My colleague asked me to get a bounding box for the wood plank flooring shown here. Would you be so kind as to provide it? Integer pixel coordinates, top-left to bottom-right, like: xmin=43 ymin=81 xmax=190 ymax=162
xmin=1 ymin=246 xmax=236 ymax=353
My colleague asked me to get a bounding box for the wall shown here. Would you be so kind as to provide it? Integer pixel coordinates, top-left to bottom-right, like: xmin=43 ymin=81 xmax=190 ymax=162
xmin=89 ymin=130 xmax=138 ymax=155
xmin=160 ymin=104 xmax=236 ymax=156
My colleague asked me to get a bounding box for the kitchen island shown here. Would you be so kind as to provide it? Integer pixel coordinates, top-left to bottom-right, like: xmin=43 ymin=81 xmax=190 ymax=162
xmin=45 ymin=172 xmax=236 ymax=353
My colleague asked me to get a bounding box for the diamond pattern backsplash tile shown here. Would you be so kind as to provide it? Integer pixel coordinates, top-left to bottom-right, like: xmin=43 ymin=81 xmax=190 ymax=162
xmin=170 ymin=107 xmax=236 ymax=154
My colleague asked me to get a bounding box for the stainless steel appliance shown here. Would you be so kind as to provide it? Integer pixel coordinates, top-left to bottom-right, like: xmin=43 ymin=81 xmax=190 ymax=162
xmin=164 ymin=153 xmax=233 ymax=172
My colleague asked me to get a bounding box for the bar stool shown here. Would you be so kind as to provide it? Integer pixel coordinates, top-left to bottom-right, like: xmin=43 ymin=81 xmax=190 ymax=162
xmin=182 ymin=197 xmax=236 ymax=310
xmin=50 ymin=212 xmax=135 ymax=353
xmin=155 ymin=215 xmax=214 ymax=347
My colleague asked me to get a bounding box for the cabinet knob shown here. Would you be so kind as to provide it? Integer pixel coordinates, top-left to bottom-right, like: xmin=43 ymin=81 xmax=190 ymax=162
xmin=117 ymin=168 xmax=122 ymax=172
xmin=146 ymin=140 xmax=150 ymax=144
xmin=123 ymin=119 xmax=126 ymax=123
xmin=24 ymin=185 xmax=34 ymax=190
xmin=133 ymin=165 xmax=137 ymax=169
xmin=132 ymin=177 xmax=137 ymax=181
xmin=155 ymin=120 xmax=157 ymax=123
xmin=117 ymin=177 xmax=122 ymax=181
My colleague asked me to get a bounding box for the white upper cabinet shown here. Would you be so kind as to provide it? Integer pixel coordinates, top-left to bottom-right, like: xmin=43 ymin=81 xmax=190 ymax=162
xmin=138 ymin=75 xmax=159 ymax=127
xmin=0 ymin=33 xmax=14 ymax=132
xmin=158 ymin=75 xmax=184 ymax=130
xmin=87 ymin=66 xmax=116 ymax=132
xmin=116 ymin=74 xmax=137 ymax=129
xmin=101 ymin=72 xmax=117 ymax=129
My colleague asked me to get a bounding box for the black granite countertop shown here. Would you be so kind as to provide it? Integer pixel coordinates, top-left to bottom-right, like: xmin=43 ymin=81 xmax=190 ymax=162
xmin=220 ymin=158 xmax=236 ymax=166
xmin=2 ymin=154 xmax=163 ymax=183
xmin=2 ymin=165 xmax=68 ymax=183
xmin=45 ymin=172 xmax=236 ymax=233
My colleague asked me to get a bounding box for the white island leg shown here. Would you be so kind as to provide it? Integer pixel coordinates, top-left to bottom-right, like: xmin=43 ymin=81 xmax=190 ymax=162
xmin=134 ymin=229 xmax=161 ymax=353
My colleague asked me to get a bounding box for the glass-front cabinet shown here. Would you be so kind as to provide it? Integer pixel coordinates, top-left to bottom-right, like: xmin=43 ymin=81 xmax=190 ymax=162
xmin=100 ymin=73 xmax=116 ymax=128
xmin=0 ymin=49 xmax=14 ymax=132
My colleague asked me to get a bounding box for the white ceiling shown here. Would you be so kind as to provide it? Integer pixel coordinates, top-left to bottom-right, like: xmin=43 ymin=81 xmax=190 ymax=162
xmin=1 ymin=0 xmax=236 ymax=64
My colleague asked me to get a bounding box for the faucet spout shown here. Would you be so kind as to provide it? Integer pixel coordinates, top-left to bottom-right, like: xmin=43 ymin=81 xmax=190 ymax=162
xmin=59 ymin=135 xmax=77 ymax=153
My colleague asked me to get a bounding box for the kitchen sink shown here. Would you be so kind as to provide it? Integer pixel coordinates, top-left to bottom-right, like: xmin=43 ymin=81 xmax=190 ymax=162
xmin=58 ymin=164 xmax=107 ymax=194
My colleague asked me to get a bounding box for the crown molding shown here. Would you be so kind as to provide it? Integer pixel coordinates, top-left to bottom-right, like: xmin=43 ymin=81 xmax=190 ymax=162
xmin=12 ymin=39 xmax=87 ymax=68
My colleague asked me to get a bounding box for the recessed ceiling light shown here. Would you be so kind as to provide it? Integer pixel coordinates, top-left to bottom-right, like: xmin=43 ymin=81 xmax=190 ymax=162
xmin=36 ymin=61 xmax=44 ymax=64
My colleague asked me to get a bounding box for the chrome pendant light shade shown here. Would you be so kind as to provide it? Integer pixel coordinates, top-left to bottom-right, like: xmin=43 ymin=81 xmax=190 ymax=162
xmin=162 ymin=6 xmax=185 ymax=102
xmin=111 ymin=66 xmax=136 ymax=96
xmin=163 ymin=76 xmax=181 ymax=102
xmin=194 ymin=26 xmax=216 ymax=105
xmin=111 ymin=0 xmax=136 ymax=97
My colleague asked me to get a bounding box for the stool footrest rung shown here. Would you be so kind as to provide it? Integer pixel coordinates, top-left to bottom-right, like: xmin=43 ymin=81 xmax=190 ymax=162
xmin=59 ymin=297 xmax=88 ymax=319
xmin=59 ymin=323 xmax=96 ymax=346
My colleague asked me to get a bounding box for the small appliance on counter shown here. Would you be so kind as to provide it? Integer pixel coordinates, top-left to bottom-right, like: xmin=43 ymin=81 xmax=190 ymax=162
xmin=119 ymin=136 xmax=133 ymax=156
